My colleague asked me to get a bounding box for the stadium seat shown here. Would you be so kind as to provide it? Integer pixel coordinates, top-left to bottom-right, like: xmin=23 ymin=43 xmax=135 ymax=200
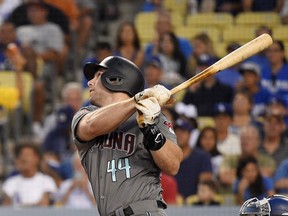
xmin=163 ymin=0 xmax=188 ymax=16
xmin=171 ymin=12 xmax=185 ymax=28
xmin=185 ymin=194 xmax=224 ymax=205
xmin=273 ymin=25 xmax=288 ymax=42
xmin=135 ymin=12 xmax=157 ymax=44
xmin=222 ymin=26 xmax=255 ymax=43
xmin=186 ymin=13 xmax=234 ymax=29
xmin=175 ymin=26 xmax=221 ymax=42
xmin=213 ymin=42 xmax=228 ymax=57
xmin=0 ymin=71 xmax=33 ymax=114
xmin=235 ymin=12 xmax=281 ymax=27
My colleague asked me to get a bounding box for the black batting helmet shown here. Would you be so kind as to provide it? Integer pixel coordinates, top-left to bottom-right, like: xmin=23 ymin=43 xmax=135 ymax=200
xmin=239 ymin=194 xmax=288 ymax=216
xmin=84 ymin=56 xmax=145 ymax=97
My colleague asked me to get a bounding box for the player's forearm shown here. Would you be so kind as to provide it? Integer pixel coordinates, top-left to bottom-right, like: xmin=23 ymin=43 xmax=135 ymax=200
xmin=151 ymin=139 xmax=183 ymax=176
xmin=78 ymin=98 xmax=136 ymax=141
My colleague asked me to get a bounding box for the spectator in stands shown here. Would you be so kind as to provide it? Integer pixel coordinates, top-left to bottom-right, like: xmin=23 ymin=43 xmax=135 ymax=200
xmin=233 ymin=156 xmax=275 ymax=205
xmin=273 ymin=158 xmax=288 ymax=193
xmin=156 ymin=32 xmax=188 ymax=86
xmin=259 ymin=111 xmax=288 ymax=167
xmin=7 ymin=0 xmax=69 ymax=36
xmin=182 ymin=54 xmax=234 ymax=117
xmin=16 ymin=0 xmax=65 ymax=113
xmin=0 ymin=0 xmax=21 ymax=25
xmin=261 ymin=40 xmax=288 ymax=97
xmin=55 ymin=152 xmax=96 ymax=208
xmin=215 ymin=42 xmax=242 ymax=89
xmin=236 ymin=62 xmax=272 ymax=118
xmin=242 ymin=0 xmax=283 ymax=12
xmin=174 ymin=117 xmax=213 ymax=199
xmin=189 ymin=33 xmax=218 ymax=76
xmin=266 ymin=95 xmax=288 ymax=127
xmin=187 ymin=180 xmax=221 ymax=206
xmin=218 ymin=124 xmax=276 ymax=194
xmin=16 ymin=1 xmax=65 ymax=72
xmin=0 ymin=21 xmax=45 ymax=125
xmin=230 ymin=90 xmax=258 ymax=134
xmin=174 ymin=101 xmax=200 ymax=148
xmin=143 ymin=56 xmax=166 ymax=88
xmin=213 ymin=103 xmax=241 ymax=156
xmin=215 ymin=0 xmax=242 ymax=15
xmin=246 ymin=26 xmax=271 ymax=72
xmin=113 ymin=21 xmax=144 ymax=67
xmin=196 ymin=126 xmax=224 ymax=179
xmin=40 ymin=82 xmax=83 ymax=159
xmin=144 ymin=10 xmax=192 ymax=61
xmin=1 ymin=141 xmax=57 ymax=206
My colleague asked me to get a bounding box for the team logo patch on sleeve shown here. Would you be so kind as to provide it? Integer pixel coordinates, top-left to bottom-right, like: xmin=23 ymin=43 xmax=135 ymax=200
xmin=164 ymin=121 xmax=175 ymax=135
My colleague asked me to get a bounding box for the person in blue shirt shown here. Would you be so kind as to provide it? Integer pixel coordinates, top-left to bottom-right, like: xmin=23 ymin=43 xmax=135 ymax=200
xmin=261 ymin=40 xmax=288 ymax=97
xmin=233 ymin=156 xmax=275 ymax=205
xmin=237 ymin=62 xmax=272 ymax=117
xmin=174 ymin=117 xmax=213 ymax=199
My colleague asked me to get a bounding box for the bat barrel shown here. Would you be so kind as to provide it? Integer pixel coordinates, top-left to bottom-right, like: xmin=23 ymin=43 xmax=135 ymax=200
xmin=170 ymin=33 xmax=273 ymax=95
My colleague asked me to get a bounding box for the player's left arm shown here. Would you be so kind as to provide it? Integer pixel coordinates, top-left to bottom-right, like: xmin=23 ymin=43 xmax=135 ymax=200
xmin=135 ymin=97 xmax=183 ymax=176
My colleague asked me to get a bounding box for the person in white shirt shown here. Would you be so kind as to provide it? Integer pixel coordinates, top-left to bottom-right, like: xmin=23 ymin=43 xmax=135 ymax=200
xmin=2 ymin=142 xmax=57 ymax=207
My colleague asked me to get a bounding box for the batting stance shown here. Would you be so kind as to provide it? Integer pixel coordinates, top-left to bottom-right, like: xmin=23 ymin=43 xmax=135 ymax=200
xmin=71 ymin=56 xmax=183 ymax=216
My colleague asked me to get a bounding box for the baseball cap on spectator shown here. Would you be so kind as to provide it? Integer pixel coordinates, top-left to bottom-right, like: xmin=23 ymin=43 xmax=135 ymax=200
xmin=196 ymin=54 xmax=217 ymax=66
xmin=174 ymin=118 xmax=195 ymax=132
xmin=239 ymin=62 xmax=260 ymax=76
xmin=267 ymin=95 xmax=287 ymax=107
xmin=146 ymin=56 xmax=162 ymax=69
xmin=213 ymin=103 xmax=233 ymax=117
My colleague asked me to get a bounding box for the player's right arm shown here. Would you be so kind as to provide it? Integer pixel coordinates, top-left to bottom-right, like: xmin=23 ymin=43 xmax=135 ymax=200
xmin=76 ymin=97 xmax=137 ymax=142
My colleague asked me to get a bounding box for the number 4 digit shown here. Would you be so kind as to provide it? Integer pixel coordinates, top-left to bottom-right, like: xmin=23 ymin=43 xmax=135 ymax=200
xmin=107 ymin=159 xmax=117 ymax=182
xmin=118 ymin=158 xmax=131 ymax=179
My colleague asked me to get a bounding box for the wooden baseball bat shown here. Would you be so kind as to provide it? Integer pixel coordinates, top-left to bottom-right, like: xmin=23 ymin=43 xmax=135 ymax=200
xmin=170 ymin=33 xmax=273 ymax=95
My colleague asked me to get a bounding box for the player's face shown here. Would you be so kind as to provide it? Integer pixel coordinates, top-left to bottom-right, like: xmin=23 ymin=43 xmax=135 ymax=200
xmin=87 ymin=70 xmax=111 ymax=106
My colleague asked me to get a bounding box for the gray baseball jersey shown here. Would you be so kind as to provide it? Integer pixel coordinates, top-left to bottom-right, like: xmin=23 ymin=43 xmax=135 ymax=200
xmin=71 ymin=105 xmax=178 ymax=216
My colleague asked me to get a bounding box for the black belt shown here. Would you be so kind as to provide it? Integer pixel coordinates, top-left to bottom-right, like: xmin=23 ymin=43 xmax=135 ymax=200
xmin=112 ymin=200 xmax=165 ymax=216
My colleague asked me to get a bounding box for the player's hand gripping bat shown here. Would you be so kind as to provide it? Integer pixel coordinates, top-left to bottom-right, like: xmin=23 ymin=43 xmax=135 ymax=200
xmin=170 ymin=33 xmax=273 ymax=95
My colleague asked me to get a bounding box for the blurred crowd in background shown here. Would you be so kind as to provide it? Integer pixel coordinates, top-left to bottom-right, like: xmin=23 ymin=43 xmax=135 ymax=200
xmin=0 ymin=0 xmax=288 ymax=209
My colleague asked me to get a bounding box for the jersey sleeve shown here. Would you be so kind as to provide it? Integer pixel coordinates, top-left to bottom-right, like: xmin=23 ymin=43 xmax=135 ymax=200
xmin=157 ymin=113 xmax=178 ymax=145
xmin=71 ymin=106 xmax=98 ymax=160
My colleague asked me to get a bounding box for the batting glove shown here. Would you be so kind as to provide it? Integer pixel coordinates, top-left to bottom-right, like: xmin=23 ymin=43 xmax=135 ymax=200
xmin=135 ymin=97 xmax=161 ymax=127
xmin=134 ymin=84 xmax=171 ymax=106
xmin=135 ymin=97 xmax=166 ymax=151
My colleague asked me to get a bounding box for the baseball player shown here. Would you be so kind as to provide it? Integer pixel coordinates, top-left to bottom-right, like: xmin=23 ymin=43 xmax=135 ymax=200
xmin=71 ymin=56 xmax=183 ymax=216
